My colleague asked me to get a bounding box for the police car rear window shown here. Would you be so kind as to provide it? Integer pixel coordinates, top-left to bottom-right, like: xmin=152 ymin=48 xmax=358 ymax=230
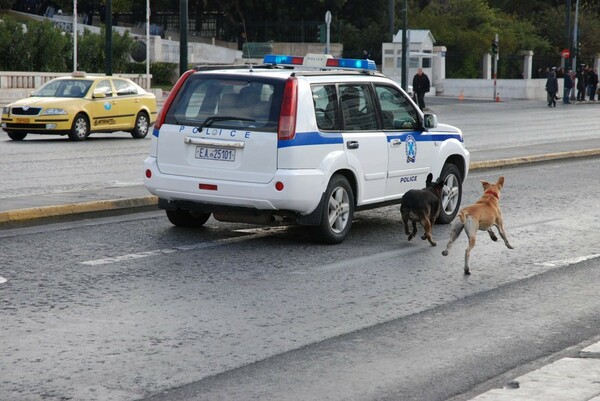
xmin=164 ymin=76 xmax=282 ymax=131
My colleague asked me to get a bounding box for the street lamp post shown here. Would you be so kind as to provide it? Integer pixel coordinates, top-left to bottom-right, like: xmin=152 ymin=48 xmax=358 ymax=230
xmin=146 ymin=0 xmax=150 ymax=89
xmin=73 ymin=0 xmax=77 ymax=72
xmin=401 ymin=0 xmax=407 ymax=92
xmin=179 ymin=0 xmax=188 ymax=76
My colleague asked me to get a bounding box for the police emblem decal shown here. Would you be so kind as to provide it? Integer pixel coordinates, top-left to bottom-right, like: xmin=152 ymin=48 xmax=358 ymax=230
xmin=104 ymin=101 xmax=112 ymax=111
xmin=405 ymin=134 xmax=417 ymax=163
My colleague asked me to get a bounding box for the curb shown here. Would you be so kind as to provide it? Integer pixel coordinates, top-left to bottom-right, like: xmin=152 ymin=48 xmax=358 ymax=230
xmin=470 ymin=148 xmax=600 ymax=170
xmin=0 ymin=196 xmax=158 ymax=225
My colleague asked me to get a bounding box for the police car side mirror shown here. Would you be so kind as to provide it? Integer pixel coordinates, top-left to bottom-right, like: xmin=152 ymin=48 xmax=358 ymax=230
xmin=423 ymin=113 xmax=438 ymax=129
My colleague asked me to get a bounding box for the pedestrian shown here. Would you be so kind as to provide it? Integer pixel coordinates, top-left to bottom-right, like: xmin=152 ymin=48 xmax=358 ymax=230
xmin=545 ymin=69 xmax=558 ymax=107
xmin=576 ymin=64 xmax=587 ymax=101
xmin=412 ymin=67 xmax=430 ymax=110
xmin=563 ymin=68 xmax=573 ymax=104
xmin=588 ymin=68 xmax=598 ymax=101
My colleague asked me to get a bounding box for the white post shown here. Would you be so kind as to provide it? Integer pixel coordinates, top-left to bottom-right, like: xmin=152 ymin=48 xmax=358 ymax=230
xmin=73 ymin=0 xmax=77 ymax=72
xmin=522 ymin=50 xmax=533 ymax=79
xmin=146 ymin=0 xmax=150 ymax=89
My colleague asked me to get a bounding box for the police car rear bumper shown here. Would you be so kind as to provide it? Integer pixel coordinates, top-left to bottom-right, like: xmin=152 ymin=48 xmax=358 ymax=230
xmin=144 ymin=157 xmax=326 ymax=215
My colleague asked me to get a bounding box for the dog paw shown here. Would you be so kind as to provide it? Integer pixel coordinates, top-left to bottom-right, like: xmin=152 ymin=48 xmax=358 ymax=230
xmin=442 ymin=250 xmax=448 ymax=256
xmin=408 ymin=235 xmax=414 ymax=241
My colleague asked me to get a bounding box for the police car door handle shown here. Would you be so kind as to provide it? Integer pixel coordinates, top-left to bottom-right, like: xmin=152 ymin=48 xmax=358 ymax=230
xmin=390 ymin=139 xmax=402 ymax=147
xmin=346 ymin=140 xmax=359 ymax=149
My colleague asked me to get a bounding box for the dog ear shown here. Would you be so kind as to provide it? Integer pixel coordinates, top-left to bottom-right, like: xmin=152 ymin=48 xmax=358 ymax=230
xmin=481 ymin=180 xmax=491 ymax=190
xmin=426 ymin=173 xmax=433 ymax=185
xmin=496 ymin=176 xmax=505 ymax=189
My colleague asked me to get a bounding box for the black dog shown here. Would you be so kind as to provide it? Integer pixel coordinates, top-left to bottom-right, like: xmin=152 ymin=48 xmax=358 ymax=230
xmin=400 ymin=173 xmax=444 ymax=246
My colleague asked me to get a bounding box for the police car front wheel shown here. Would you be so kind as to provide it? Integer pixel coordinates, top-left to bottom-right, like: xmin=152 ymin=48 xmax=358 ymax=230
xmin=311 ymin=174 xmax=355 ymax=244
xmin=437 ymin=163 xmax=462 ymax=224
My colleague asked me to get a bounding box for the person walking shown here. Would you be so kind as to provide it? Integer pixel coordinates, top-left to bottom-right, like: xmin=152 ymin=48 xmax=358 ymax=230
xmin=545 ymin=69 xmax=558 ymax=107
xmin=576 ymin=64 xmax=587 ymax=101
xmin=412 ymin=67 xmax=430 ymax=110
xmin=588 ymin=68 xmax=598 ymax=101
xmin=563 ymin=68 xmax=573 ymax=104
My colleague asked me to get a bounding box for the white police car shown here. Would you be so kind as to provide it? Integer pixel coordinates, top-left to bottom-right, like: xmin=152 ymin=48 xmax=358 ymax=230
xmin=144 ymin=54 xmax=470 ymax=244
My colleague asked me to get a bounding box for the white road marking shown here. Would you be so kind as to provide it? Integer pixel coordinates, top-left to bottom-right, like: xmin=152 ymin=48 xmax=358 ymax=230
xmin=0 ymin=276 xmax=7 ymax=284
xmin=534 ymin=253 xmax=600 ymax=268
xmin=80 ymin=227 xmax=290 ymax=266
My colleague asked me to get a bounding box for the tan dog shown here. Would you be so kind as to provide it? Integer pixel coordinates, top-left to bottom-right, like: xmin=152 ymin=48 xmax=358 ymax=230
xmin=441 ymin=176 xmax=514 ymax=274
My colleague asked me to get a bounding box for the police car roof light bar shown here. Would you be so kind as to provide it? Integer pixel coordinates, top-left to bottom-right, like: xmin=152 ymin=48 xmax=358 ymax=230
xmin=263 ymin=54 xmax=376 ymax=72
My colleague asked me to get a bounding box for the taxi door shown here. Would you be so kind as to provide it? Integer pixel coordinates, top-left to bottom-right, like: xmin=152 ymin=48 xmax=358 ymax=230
xmin=110 ymin=78 xmax=141 ymax=130
xmin=374 ymin=84 xmax=432 ymax=197
xmin=339 ymin=84 xmax=388 ymax=204
xmin=90 ymin=79 xmax=120 ymax=131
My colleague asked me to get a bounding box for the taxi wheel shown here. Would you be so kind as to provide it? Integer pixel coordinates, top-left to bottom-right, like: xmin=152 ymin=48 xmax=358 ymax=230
xmin=437 ymin=163 xmax=462 ymax=224
xmin=69 ymin=113 xmax=90 ymax=141
xmin=6 ymin=131 xmax=27 ymax=141
xmin=311 ymin=174 xmax=355 ymax=244
xmin=166 ymin=209 xmax=211 ymax=227
xmin=130 ymin=111 xmax=150 ymax=139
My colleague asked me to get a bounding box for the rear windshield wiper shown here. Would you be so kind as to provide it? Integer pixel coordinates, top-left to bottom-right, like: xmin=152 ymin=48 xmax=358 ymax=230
xmin=198 ymin=115 xmax=255 ymax=130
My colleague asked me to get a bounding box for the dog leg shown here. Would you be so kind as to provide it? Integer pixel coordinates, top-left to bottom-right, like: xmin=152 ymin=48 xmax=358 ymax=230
xmin=487 ymin=229 xmax=498 ymax=241
xmin=495 ymin=220 xmax=514 ymax=250
xmin=463 ymin=216 xmax=478 ymax=275
xmin=420 ymin=218 xmax=436 ymax=246
xmin=408 ymin=220 xmax=418 ymax=241
xmin=402 ymin=215 xmax=410 ymax=236
xmin=442 ymin=220 xmax=463 ymax=256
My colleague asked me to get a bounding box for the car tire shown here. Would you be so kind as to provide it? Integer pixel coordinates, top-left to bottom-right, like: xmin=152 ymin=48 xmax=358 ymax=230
xmin=437 ymin=163 xmax=462 ymax=224
xmin=166 ymin=209 xmax=211 ymax=227
xmin=130 ymin=111 xmax=150 ymax=139
xmin=68 ymin=113 xmax=90 ymax=141
xmin=6 ymin=131 xmax=27 ymax=141
xmin=310 ymin=174 xmax=355 ymax=244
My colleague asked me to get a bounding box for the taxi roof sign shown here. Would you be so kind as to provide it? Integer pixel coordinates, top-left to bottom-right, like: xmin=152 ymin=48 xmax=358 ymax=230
xmin=263 ymin=54 xmax=376 ymax=72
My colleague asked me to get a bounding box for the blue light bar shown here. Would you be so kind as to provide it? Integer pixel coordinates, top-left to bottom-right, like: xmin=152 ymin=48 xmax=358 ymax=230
xmin=263 ymin=53 xmax=377 ymax=72
xmin=263 ymin=54 xmax=304 ymax=66
xmin=326 ymin=57 xmax=376 ymax=71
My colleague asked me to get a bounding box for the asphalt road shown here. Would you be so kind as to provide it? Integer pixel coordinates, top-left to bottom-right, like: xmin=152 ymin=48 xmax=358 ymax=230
xmin=2 ymin=158 xmax=600 ymax=400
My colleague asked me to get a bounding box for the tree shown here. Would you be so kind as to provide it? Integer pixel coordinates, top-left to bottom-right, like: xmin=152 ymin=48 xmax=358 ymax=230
xmin=409 ymin=0 xmax=550 ymax=78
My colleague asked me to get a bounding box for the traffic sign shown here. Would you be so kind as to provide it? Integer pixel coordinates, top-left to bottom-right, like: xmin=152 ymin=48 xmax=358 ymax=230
xmin=562 ymin=49 xmax=570 ymax=59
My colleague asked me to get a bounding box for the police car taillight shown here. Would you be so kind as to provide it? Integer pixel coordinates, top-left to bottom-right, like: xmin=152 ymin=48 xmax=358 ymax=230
xmin=154 ymin=69 xmax=195 ymax=130
xmin=278 ymin=76 xmax=298 ymax=141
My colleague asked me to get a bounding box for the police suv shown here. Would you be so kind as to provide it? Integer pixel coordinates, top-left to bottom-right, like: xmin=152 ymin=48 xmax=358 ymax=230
xmin=144 ymin=54 xmax=470 ymax=244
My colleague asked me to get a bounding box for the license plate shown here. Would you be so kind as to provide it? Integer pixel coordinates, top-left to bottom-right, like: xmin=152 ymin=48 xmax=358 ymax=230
xmin=16 ymin=118 xmax=30 ymax=123
xmin=195 ymin=146 xmax=236 ymax=162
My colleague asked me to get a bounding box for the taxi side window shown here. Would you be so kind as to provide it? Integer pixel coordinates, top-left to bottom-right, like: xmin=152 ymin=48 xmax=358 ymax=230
xmin=339 ymin=84 xmax=377 ymax=131
xmin=113 ymin=79 xmax=138 ymax=96
xmin=375 ymin=85 xmax=418 ymax=130
xmin=312 ymin=84 xmax=339 ymax=131
xmin=96 ymin=80 xmax=113 ymax=97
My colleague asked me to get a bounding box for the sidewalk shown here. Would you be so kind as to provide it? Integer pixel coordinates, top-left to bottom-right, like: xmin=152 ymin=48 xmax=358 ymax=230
xmin=2 ymin=140 xmax=600 ymax=228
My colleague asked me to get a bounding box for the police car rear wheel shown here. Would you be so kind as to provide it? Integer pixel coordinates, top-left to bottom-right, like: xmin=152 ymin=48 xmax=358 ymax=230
xmin=437 ymin=163 xmax=462 ymax=224
xmin=166 ymin=209 xmax=211 ymax=227
xmin=131 ymin=111 xmax=150 ymax=138
xmin=69 ymin=113 xmax=90 ymax=141
xmin=311 ymin=174 xmax=354 ymax=244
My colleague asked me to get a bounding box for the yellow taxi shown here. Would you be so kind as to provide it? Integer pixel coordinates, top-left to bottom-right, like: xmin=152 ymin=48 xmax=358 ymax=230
xmin=1 ymin=72 xmax=157 ymax=141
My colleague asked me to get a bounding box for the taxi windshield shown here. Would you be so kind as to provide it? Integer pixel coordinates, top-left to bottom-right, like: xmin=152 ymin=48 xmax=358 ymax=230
xmin=32 ymin=79 xmax=94 ymax=98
